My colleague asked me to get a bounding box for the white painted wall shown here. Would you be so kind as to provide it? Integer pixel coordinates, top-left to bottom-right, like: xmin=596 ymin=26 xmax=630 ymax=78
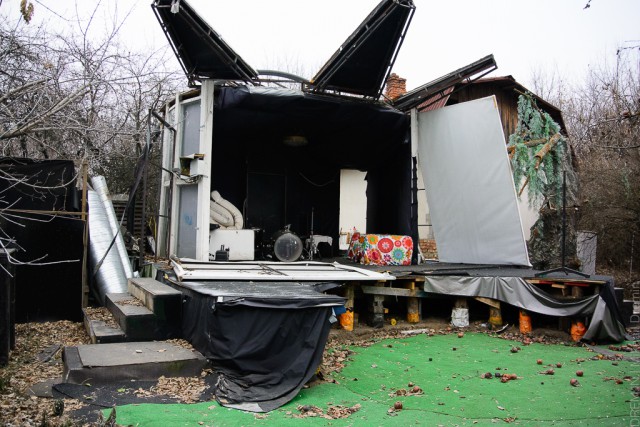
xmin=339 ymin=169 xmax=367 ymax=249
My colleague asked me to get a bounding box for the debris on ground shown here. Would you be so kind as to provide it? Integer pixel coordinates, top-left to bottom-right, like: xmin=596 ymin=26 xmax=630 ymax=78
xmin=0 ymin=321 xmax=90 ymax=426
xmin=134 ymin=375 xmax=208 ymax=404
xmin=115 ymin=298 xmax=144 ymax=307
xmin=292 ymin=403 xmax=361 ymax=419
xmin=84 ymin=307 xmax=119 ymax=329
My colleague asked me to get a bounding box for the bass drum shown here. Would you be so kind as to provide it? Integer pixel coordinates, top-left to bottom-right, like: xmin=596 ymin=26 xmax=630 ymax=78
xmin=272 ymin=229 xmax=303 ymax=262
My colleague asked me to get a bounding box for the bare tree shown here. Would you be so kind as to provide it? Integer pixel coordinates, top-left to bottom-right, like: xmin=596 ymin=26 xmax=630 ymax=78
xmin=0 ymin=9 xmax=183 ymax=269
xmin=533 ymin=48 xmax=639 ymax=274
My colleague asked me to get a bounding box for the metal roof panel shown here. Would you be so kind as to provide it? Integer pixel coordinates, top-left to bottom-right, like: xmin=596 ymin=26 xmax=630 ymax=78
xmin=152 ymin=0 xmax=257 ymax=85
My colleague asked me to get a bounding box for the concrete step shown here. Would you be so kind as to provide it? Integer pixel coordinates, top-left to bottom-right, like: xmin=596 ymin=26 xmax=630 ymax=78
xmin=128 ymin=277 xmax=182 ymax=337
xmin=82 ymin=308 xmax=125 ymax=344
xmin=105 ymin=293 xmax=158 ymax=341
xmin=62 ymin=341 xmax=208 ymax=384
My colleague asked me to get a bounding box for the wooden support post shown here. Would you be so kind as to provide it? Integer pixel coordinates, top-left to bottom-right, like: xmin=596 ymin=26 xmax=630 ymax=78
xmin=488 ymin=302 xmax=503 ymax=329
xmin=405 ymin=281 xmax=420 ymax=323
xmin=344 ymin=282 xmax=355 ymax=309
xmin=339 ymin=282 xmax=356 ymax=331
xmin=519 ymin=309 xmax=532 ymax=335
xmin=571 ymin=285 xmax=584 ymax=298
xmin=368 ymin=281 xmax=385 ymax=328
xmin=80 ymin=160 xmax=89 ymax=309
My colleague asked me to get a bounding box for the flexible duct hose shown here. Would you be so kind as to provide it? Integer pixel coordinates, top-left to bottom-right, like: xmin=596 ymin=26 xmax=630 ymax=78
xmin=210 ymin=190 xmax=244 ymax=229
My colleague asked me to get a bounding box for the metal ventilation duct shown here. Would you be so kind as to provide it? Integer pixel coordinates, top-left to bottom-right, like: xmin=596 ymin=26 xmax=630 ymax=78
xmin=88 ymin=189 xmax=129 ymax=304
xmin=91 ymin=176 xmax=134 ymax=279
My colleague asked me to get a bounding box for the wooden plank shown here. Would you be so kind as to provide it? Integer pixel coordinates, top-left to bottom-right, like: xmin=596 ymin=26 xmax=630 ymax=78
xmin=527 ymin=279 xmax=592 ymax=288
xmin=528 ymin=277 xmax=607 ymax=285
xmin=81 ymin=160 xmax=89 ymax=309
xmin=361 ymin=285 xmax=430 ymax=298
xmin=395 ymin=275 xmax=426 ymax=282
xmin=474 ymin=296 xmax=500 ymax=309
xmin=361 ymin=285 xmax=413 ymax=297
xmin=403 ymin=281 xmax=416 ymax=291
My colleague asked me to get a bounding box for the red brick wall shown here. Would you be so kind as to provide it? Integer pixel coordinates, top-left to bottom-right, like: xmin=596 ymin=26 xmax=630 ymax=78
xmin=385 ymin=73 xmax=407 ymax=100
xmin=419 ymin=239 xmax=438 ymax=260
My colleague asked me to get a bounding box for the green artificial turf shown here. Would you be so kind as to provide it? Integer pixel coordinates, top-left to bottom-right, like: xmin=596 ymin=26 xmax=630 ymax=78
xmin=110 ymin=333 xmax=639 ymax=426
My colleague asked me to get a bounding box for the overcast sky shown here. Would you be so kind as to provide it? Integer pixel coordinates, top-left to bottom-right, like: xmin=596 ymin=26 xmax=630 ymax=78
xmin=3 ymin=0 xmax=639 ymax=91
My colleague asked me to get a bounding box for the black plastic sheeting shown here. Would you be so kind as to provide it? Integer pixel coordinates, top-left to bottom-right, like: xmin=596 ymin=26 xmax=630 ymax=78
xmin=175 ymin=280 xmax=345 ymax=412
xmin=210 ymin=85 xmax=414 ymax=244
xmin=0 ymin=158 xmax=83 ymax=321
xmin=422 ymin=274 xmax=628 ymax=343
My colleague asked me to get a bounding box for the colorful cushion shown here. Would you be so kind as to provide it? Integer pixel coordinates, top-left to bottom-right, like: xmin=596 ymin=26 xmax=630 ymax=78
xmin=347 ymin=233 xmax=412 ymax=266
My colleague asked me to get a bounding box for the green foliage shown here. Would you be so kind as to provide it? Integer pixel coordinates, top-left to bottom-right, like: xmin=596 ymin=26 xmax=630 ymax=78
xmin=508 ymin=93 xmax=568 ymax=208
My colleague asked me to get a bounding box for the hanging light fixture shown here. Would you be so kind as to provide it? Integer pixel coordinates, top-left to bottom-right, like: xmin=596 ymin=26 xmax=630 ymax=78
xmin=282 ymin=135 xmax=308 ymax=147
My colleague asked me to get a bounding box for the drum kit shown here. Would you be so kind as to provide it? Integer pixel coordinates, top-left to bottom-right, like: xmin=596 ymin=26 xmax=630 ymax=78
xmin=254 ymin=208 xmax=320 ymax=262
xmin=253 ymin=224 xmax=321 ymax=262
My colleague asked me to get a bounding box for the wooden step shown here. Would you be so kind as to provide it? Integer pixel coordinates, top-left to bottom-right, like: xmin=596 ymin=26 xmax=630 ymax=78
xmin=62 ymin=341 xmax=208 ymax=384
xmin=105 ymin=293 xmax=157 ymax=341
xmin=82 ymin=308 xmax=125 ymax=344
xmin=128 ymin=278 xmax=182 ymax=320
xmin=128 ymin=278 xmax=182 ymax=338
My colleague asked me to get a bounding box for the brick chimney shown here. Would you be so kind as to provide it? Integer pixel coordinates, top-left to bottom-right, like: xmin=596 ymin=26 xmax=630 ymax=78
xmin=385 ymin=73 xmax=407 ymax=100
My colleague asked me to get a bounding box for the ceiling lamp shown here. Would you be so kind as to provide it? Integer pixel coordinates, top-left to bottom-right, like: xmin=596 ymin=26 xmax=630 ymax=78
xmin=282 ymin=135 xmax=308 ymax=147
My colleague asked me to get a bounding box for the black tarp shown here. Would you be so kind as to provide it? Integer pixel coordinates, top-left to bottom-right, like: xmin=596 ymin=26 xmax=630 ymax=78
xmin=0 ymin=158 xmax=83 ymax=321
xmin=210 ymin=85 xmax=413 ymax=242
xmin=174 ymin=280 xmax=345 ymax=412
xmin=422 ymin=273 xmax=628 ymax=343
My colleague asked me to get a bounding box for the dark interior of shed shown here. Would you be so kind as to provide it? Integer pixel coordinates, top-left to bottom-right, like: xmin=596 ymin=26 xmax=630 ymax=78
xmin=209 ymin=85 xmax=414 ymax=249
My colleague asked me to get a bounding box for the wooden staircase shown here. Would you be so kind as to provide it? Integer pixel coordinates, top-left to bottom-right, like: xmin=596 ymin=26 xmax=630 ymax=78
xmin=62 ymin=278 xmax=206 ymax=385
xmin=83 ymin=277 xmax=182 ymax=343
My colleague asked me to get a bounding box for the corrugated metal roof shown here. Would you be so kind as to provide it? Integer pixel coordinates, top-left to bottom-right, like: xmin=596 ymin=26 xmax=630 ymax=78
xmin=417 ymin=86 xmax=454 ymax=112
xmin=391 ymin=55 xmax=497 ymax=111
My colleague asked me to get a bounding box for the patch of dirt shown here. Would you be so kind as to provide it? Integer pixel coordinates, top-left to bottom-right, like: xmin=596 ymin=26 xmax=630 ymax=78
xmin=0 ymin=321 xmax=90 ymax=426
xmin=1 ymin=322 xmax=208 ymax=426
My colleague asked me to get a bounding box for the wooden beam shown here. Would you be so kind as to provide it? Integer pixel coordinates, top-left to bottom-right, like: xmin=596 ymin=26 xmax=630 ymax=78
xmin=343 ymin=282 xmax=355 ymax=309
xmin=81 ymin=160 xmax=89 ymax=309
xmin=405 ymin=281 xmax=419 ymax=323
xmin=474 ymin=296 xmax=500 ymax=309
xmin=361 ymin=285 xmax=429 ymax=298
